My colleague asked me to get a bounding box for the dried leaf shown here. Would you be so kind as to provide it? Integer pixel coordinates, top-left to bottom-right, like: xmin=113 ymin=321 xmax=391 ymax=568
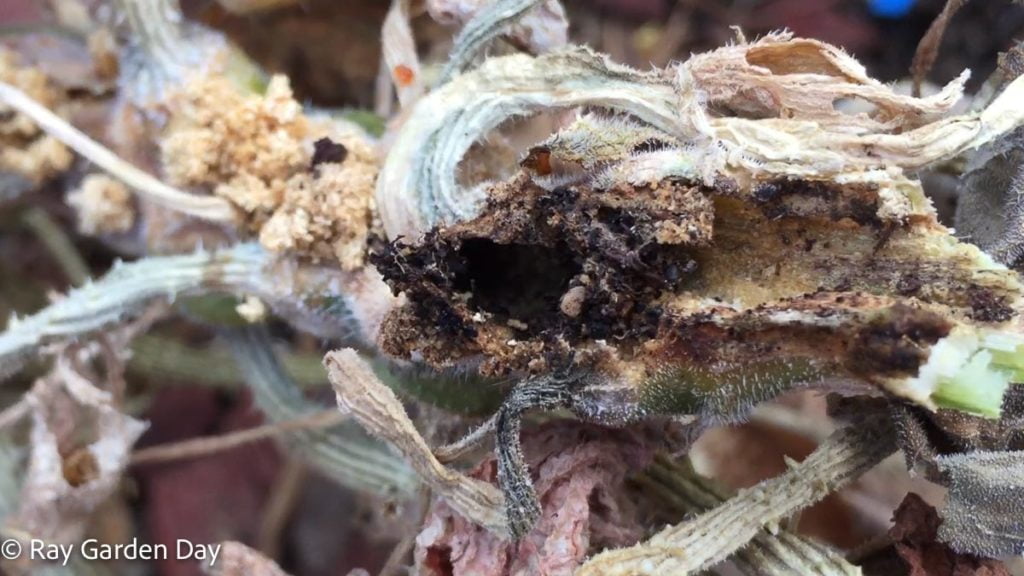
xmin=54 ymin=353 xmax=113 ymax=408
xmin=5 ymin=381 xmax=147 ymax=548
xmin=688 ymin=33 xmax=967 ymax=132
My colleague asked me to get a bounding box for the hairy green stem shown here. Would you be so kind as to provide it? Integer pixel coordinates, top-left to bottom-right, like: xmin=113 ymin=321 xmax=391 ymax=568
xmin=0 ymin=244 xmax=270 ymax=380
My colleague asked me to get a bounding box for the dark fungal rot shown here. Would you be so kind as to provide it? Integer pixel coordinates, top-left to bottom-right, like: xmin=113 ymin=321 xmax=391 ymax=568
xmin=371 ymin=176 xmax=714 ymax=375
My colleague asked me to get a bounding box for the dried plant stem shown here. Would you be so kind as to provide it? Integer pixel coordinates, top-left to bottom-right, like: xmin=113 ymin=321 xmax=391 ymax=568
xmin=0 ymin=439 xmax=22 ymax=519
xmin=378 ymin=487 xmax=430 ymax=576
xmin=639 ymin=454 xmax=861 ymax=576
xmin=438 ymin=0 xmax=544 ymax=83
xmin=911 ymin=0 xmax=968 ymax=97
xmin=738 ymin=532 xmax=863 ymax=576
xmin=21 ymin=207 xmax=90 ymax=286
xmin=381 ymin=0 xmax=424 ymax=109
xmin=115 ymin=0 xmax=233 ymax=105
xmin=257 ymin=458 xmax=307 ymax=559
xmin=381 ymin=40 xmax=1024 ymax=239
xmin=130 ymin=410 xmax=343 ymax=465
xmin=433 ymin=413 xmax=497 ymax=463
xmin=580 ymin=415 xmax=895 ymax=575
xmin=325 ymin=348 xmax=509 ymax=537
xmin=0 ymin=397 xmax=29 ymax=430
xmin=845 ymin=532 xmax=893 ymax=564
xmin=120 ymin=0 xmax=192 ymax=75
xmin=0 ymin=81 xmax=236 ymax=222
xmin=128 ymin=334 xmax=251 ymax=389
xmin=0 ymin=244 xmax=271 ymax=380
xmin=229 ymin=328 xmax=419 ymax=497
xmin=377 ymin=531 xmax=418 ymax=576
xmin=374 ymin=51 xmax=395 ymax=118
xmin=378 ymin=48 xmax=679 ymax=238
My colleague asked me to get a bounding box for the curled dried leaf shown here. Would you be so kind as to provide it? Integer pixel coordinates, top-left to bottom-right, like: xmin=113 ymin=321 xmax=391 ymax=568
xmin=5 ymin=381 xmax=147 ymax=549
